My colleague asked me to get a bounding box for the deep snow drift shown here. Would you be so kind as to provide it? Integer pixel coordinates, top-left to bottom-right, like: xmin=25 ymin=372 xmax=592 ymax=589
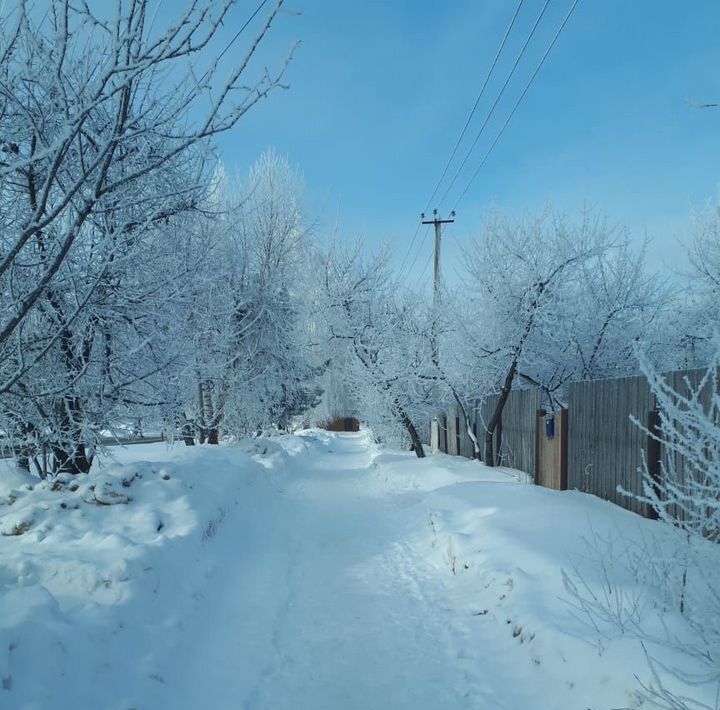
xmin=0 ymin=431 xmax=714 ymax=709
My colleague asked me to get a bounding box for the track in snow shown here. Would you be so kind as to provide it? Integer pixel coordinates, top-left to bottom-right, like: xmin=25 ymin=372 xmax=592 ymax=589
xmin=146 ymin=432 xmax=533 ymax=710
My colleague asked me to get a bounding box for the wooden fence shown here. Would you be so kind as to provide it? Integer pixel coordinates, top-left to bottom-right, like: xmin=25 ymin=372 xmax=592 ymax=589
xmin=567 ymin=374 xmax=653 ymax=515
xmin=0 ymin=435 xmax=165 ymax=460
xmin=568 ymin=368 xmax=717 ymax=517
xmin=435 ymin=367 xmax=717 ymax=519
xmin=324 ymin=417 xmax=360 ymax=433
xmin=437 ymin=387 xmax=541 ymax=474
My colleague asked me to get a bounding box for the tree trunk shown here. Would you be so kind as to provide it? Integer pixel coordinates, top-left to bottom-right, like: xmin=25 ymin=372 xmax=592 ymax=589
xmin=51 ymin=396 xmax=93 ymax=474
xmin=52 ymin=443 xmax=92 ymax=474
xmin=451 ymin=390 xmax=481 ymax=460
xmin=484 ymin=357 xmax=518 ymax=467
xmin=197 ymin=379 xmax=221 ymax=444
xmin=484 ymin=429 xmax=494 ymax=467
xmin=397 ymin=405 xmax=425 ymax=458
xmin=12 ymin=420 xmax=36 ymax=472
xmin=181 ymin=422 xmax=195 ymax=446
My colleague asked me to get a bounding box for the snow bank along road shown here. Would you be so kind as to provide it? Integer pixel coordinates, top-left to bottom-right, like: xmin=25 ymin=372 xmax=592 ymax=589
xmin=0 ymin=431 xmax=711 ymax=709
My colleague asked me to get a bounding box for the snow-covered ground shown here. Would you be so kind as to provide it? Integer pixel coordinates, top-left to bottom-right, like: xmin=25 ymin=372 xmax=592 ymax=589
xmin=0 ymin=430 xmax=713 ymax=709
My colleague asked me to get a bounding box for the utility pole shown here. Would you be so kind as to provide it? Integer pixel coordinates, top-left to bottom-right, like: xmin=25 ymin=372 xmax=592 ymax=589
xmin=421 ymin=208 xmax=455 ymax=454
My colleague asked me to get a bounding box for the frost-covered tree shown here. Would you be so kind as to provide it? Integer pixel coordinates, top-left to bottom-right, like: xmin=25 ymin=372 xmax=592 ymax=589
xmin=564 ymin=239 xmax=669 ymax=382
xmin=673 ymin=204 xmax=720 ymax=367
xmin=0 ymin=1 xmax=291 ymax=473
xmin=564 ymin=215 xmax=720 ymax=708
xmin=175 ymin=152 xmax=322 ymax=443
xmin=608 ymin=204 xmax=720 ymax=706
xmin=456 ymin=209 xmax=665 ymax=465
xmin=525 ymin=235 xmax=671 ymax=404
xmin=458 ymin=209 xmax=614 ymax=464
xmin=322 ymin=242 xmax=435 ymax=456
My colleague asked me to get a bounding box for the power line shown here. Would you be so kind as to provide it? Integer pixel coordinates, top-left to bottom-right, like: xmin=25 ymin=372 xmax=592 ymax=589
xmin=452 ymin=0 xmax=582 ymax=211
xmin=438 ymin=0 xmax=552 ymax=207
xmin=424 ymin=0 xmax=525 ymax=211
xmin=414 ymin=249 xmax=434 ymax=292
xmin=216 ymin=0 xmax=271 ymax=64
xmin=398 ymin=1 xmax=524 ymax=281
xmin=396 ymin=221 xmax=422 ymax=278
xmin=195 ymin=0 xmax=273 ymax=89
xmin=403 ymin=224 xmax=432 ymax=279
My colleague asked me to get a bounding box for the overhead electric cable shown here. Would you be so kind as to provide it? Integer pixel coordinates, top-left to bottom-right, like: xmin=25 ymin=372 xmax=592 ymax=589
xmin=451 ymin=0 xmax=582 ymax=211
xmin=398 ymin=1 xmax=524 ymax=281
xmin=414 ymin=249 xmax=434 ymax=293
xmin=438 ymin=0 xmax=552 ymax=206
xmin=195 ymin=0 xmax=273 ymax=89
xmin=216 ymin=0 xmax=271 ymax=64
xmin=397 ymin=221 xmax=423 ymax=278
xmin=424 ymin=0 xmax=525 ymax=211
xmin=403 ymin=224 xmax=432 ymax=279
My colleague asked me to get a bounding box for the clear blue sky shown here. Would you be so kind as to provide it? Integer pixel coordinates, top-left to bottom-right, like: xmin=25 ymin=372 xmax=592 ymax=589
xmin=207 ymin=0 xmax=720 ymax=286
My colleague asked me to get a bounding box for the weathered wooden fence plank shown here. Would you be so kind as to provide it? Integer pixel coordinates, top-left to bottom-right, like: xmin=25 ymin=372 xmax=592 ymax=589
xmin=568 ymin=374 xmax=652 ymax=513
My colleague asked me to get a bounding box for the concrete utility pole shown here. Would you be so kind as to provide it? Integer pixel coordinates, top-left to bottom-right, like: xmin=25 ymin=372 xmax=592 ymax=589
xmin=421 ymin=208 xmax=455 ymax=454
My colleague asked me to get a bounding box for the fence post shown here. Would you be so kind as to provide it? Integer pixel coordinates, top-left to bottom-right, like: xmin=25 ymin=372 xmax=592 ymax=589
xmin=559 ymin=409 xmax=568 ymax=491
xmin=536 ymin=409 xmax=568 ymax=491
xmin=455 ymin=414 xmax=461 ymax=456
xmin=645 ymin=409 xmax=662 ymax=520
xmin=534 ymin=408 xmax=546 ymax=485
xmin=495 ymin=415 xmax=503 ymax=467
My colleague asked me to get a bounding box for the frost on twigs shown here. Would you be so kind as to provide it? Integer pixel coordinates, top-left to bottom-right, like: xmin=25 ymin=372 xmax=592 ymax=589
xmin=634 ymin=353 xmax=720 ymax=541
xmin=564 ymin=350 xmax=720 ymax=708
xmin=0 ymin=0 xmax=294 ymax=475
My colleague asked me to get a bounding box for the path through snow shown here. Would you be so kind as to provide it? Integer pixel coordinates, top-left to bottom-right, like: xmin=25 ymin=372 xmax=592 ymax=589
xmin=151 ymin=432 xmax=529 ymax=709
xmin=2 ymin=430 xmax=712 ymax=709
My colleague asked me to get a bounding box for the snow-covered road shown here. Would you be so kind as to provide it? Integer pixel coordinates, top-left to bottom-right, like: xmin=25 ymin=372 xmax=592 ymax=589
xmin=1 ymin=430 xmax=713 ymax=709
xmin=149 ymin=432 xmax=518 ymax=709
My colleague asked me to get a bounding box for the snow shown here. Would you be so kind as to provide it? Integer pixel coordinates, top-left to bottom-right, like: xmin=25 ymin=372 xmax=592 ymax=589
xmin=0 ymin=431 xmax=713 ymax=709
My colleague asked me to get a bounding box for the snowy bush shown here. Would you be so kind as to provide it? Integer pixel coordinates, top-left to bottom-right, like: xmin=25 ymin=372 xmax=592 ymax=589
xmin=638 ymin=355 xmax=720 ymax=540
xmin=565 ymin=350 xmax=720 ymax=708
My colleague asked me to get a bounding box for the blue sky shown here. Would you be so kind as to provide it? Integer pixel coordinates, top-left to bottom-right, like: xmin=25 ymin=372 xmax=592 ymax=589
xmin=205 ymin=0 xmax=720 ymax=286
